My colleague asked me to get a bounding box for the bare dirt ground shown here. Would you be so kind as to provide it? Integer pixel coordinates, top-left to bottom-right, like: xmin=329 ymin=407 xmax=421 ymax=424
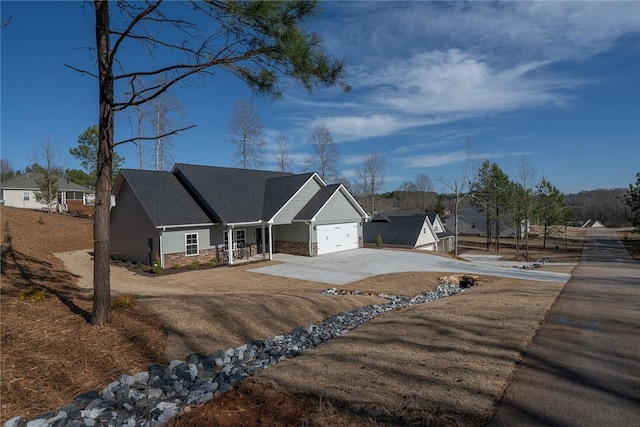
xmin=1 ymin=205 xmax=600 ymax=426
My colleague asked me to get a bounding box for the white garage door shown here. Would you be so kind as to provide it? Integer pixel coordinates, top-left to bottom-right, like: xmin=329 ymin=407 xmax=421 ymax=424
xmin=316 ymin=223 xmax=359 ymax=255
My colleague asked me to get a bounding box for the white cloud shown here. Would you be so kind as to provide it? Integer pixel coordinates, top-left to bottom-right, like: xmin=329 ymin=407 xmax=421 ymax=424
xmin=404 ymin=150 xmax=533 ymax=169
xmin=313 ymin=114 xmax=422 ymax=142
xmin=358 ymin=49 xmax=574 ymax=116
xmin=322 ymin=2 xmax=640 ymax=63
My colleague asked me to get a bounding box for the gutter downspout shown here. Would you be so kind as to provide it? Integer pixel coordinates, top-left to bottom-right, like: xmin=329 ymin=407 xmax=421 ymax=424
xmin=307 ymin=221 xmax=313 ymax=256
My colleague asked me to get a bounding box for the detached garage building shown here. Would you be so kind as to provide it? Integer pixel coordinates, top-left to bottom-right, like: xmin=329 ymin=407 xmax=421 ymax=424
xmin=110 ymin=163 xmax=368 ymax=267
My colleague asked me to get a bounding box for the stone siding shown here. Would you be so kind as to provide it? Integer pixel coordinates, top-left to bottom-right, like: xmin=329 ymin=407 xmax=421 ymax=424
xmin=275 ymin=240 xmax=310 ymax=256
xmin=163 ymin=243 xmax=262 ymax=268
xmin=164 ymin=249 xmax=219 ymax=268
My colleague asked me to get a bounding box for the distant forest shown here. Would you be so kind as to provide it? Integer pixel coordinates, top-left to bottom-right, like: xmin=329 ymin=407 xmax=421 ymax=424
xmin=564 ymin=188 xmax=632 ymax=228
xmin=374 ymin=188 xmax=632 ymax=228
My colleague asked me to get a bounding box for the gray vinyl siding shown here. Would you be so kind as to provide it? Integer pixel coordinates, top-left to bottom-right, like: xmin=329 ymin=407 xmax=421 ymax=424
xmin=274 ymin=223 xmax=309 ymax=242
xmin=271 ymin=179 xmax=321 ymax=225
xmin=162 ymin=227 xmax=212 ymax=255
xmin=110 ymin=181 xmax=159 ymax=265
xmin=315 ymin=193 xmax=363 ymax=225
xmin=163 ymin=225 xmax=259 ymax=255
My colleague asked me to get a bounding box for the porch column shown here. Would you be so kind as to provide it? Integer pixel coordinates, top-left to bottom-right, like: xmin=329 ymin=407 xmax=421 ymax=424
xmin=261 ymin=225 xmax=266 ymax=260
xmin=268 ymin=223 xmax=273 ymax=261
xmin=227 ymin=227 xmax=234 ymax=265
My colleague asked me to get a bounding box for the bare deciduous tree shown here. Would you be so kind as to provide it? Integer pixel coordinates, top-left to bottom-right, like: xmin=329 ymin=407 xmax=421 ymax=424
xmin=356 ymin=153 xmax=385 ymax=214
xmin=31 ymin=138 xmax=63 ymax=214
xmin=518 ymin=156 xmax=537 ymax=261
xmin=439 ymin=141 xmax=475 ymax=255
xmin=150 ymin=89 xmax=182 ymax=171
xmin=229 ymin=99 xmax=266 ymax=169
xmin=275 ymin=132 xmax=292 ymax=172
xmin=415 ymin=173 xmax=434 ymax=211
xmin=306 ymin=123 xmax=338 ymax=182
xmin=78 ymin=1 xmax=346 ymax=325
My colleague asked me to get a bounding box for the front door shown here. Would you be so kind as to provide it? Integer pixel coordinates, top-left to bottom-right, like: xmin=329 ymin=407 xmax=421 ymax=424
xmin=256 ymin=228 xmax=270 ymax=254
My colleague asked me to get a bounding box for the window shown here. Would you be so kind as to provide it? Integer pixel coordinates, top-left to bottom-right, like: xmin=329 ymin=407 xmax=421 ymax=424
xmin=224 ymin=229 xmax=246 ymax=249
xmin=23 ymin=192 xmax=30 ymax=201
xmin=185 ymin=233 xmax=198 ymax=256
xmin=236 ymin=229 xmax=246 ymax=248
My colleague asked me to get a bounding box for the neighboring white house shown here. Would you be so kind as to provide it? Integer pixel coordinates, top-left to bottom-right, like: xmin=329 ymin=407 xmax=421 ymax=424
xmin=0 ymin=173 xmax=92 ymax=213
xmin=363 ymin=211 xmax=454 ymax=253
xmin=582 ymin=219 xmax=605 ymax=228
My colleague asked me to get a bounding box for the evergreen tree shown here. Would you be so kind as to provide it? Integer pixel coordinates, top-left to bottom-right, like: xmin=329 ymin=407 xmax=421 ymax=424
xmin=70 ymin=125 xmax=124 ymax=189
xmin=85 ymin=0 xmax=346 ymax=325
xmin=536 ymin=177 xmax=568 ymax=249
xmin=622 ymin=172 xmax=640 ymax=229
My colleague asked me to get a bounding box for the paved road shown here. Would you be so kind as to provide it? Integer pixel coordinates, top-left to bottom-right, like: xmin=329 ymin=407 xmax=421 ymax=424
xmin=250 ymin=248 xmax=570 ymax=284
xmin=489 ymin=228 xmax=640 ymax=426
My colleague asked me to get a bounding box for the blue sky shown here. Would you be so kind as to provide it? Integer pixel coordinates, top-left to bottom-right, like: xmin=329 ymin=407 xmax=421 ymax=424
xmin=1 ymin=1 xmax=639 ymax=194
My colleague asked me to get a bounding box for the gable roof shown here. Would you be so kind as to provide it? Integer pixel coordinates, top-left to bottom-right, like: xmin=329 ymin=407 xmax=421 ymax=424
xmin=364 ymin=213 xmax=427 ymax=247
xmin=173 ymin=163 xmax=291 ymax=224
xmin=262 ymin=173 xmax=316 ymax=220
xmin=1 ymin=173 xmax=90 ymax=192
xmin=426 ymin=213 xmax=454 ymax=239
xmin=114 ymin=164 xmax=367 ymax=228
xmin=293 ymin=184 xmax=341 ymax=221
xmin=115 ymin=169 xmax=213 ymax=227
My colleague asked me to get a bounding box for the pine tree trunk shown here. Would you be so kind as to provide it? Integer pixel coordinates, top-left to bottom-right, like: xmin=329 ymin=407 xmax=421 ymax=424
xmin=92 ymin=0 xmax=113 ymax=326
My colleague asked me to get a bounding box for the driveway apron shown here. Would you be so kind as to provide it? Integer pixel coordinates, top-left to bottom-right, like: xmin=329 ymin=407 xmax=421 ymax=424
xmin=489 ymin=228 xmax=640 ymax=426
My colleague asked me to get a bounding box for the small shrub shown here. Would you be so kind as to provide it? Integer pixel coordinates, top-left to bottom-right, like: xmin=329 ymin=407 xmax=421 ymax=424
xmin=111 ymin=294 xmax=136 ymax=309
xmin=208 ymin=258 xmax=218 ymax=267
xmin=375 ymin=234 xmax=382 ymax=248
xmin=172 ymin=263 xmax=181 ymax=270
xmin=18 ymin=289 xmax=45 ymax=302
xmin=153 ymin=258 xmax=162 ymax=274
xmin=190 ymin=260 xmax=200 ymax=270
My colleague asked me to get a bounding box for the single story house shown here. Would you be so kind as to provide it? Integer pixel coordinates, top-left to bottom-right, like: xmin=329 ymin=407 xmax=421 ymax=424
xmin=581 ymin=219 xmax=605 ymax=228
xmin=363 ymin=211 xmax=453 ymax=252
xmin=427 ymin=213 xmax=455 ymax=252
xmin=443 ymin=207 xmax=519 ymax=238
xmin=0 ymin=173 xmax=92 ymax=213
xmin=110 ymin=163 xmax=369 ymax=267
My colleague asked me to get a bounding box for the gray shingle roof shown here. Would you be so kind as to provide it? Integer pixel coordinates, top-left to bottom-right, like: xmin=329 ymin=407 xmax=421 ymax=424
xmin=293 ymin=184 xmax=341 ymax=221
xmin=1 ymin=173 xmax=91 ymax=192
xmin=263 ymin=173 xmax=315 ymax=220
xmin=173 ymin=164 xmax=291 ymax=224
xmin=364 ymin=214 xmax=426 ymax=247
xmin=118 ymin=169 xmax=213 ymax=227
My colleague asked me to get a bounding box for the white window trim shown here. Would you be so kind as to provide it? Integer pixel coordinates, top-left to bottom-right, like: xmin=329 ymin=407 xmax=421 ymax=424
xmin=224 ymin=229 xmax=246 ymax=250
xmin=23 ymin=191 xmax=30 ymax=201
xmin=185 ymin=233 xmax=199 ymax=256
xmin=235 ymin=229 xmax=246 ymax=248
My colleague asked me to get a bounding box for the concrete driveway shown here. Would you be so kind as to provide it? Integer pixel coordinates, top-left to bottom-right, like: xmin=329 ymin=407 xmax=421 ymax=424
xmin=249 ymin=248 xmax=571 ymax=285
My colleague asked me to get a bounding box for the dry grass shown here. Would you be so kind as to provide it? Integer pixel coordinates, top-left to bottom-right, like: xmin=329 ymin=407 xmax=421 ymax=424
xmin=618 ymin=229 xmax=640 ymax=261
xmin=2 ymin=205 xmax=582 ymax=426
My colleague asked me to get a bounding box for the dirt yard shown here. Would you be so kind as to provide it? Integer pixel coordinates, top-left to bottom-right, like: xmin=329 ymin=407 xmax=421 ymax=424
xmin=1 ymin=206 xmax=587 ymax=425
